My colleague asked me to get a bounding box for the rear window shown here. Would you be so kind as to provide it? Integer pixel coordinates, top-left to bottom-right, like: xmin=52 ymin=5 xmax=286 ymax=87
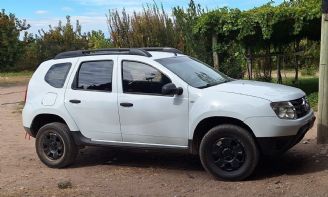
xmin=45 ymin=63 xmax=71 ymax=88
xmin=75 ymin=61 xmax=113 ymax=92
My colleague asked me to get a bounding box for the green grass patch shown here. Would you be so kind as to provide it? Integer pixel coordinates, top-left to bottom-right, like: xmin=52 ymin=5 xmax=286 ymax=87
xmin=284 ymin=77 xmax=318 ymax=95
xmin=307 ymin=92 xmax=318 ymax=111
xmin=0 ymin=71 xmax=32 ymax=87
xmin=0 ymin=71 xmax=33 ymax=77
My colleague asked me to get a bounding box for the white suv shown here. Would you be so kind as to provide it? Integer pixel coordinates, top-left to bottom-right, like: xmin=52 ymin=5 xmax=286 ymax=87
xmin=22 ymin=48 xmax=315 ymax=181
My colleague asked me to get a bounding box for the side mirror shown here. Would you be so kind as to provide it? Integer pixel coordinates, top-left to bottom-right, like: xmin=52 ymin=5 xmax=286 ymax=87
xmin=162 ymin=83 xmax=183 ymax=95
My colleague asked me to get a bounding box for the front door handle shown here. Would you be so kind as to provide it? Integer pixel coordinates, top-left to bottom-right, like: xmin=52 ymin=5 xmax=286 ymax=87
xmin=69 ymin=99 xmax=81 ymax=104
xmin=120 ymin=102 xmax=133 ymax=107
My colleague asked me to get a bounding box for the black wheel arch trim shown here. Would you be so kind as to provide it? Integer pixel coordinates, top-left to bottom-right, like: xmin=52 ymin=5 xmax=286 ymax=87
xmin=191 ymin=116 xmax=256 ymax=155
xmin=29 ymin=113 xmax=67 ymax=137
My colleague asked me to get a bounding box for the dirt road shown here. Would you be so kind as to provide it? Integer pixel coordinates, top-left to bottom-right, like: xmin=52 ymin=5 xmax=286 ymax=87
xmin=1 ymin=83 xmax=328 ymax=197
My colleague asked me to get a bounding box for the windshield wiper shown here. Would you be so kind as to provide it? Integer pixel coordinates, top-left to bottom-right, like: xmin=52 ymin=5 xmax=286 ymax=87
xmin=198 ymin=79 xmax=230 ymax=89
xmin=198 ymin=83 xmax=212 ymax=89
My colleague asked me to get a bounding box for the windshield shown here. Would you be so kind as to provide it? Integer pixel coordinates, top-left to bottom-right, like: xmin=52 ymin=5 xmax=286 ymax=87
xmin=156 ymin=56 xmax=230 ymax=88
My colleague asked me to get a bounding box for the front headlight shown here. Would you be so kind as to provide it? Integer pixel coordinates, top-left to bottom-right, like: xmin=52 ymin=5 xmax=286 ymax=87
xmin=271 ymin=101 xmax=296 ymax=119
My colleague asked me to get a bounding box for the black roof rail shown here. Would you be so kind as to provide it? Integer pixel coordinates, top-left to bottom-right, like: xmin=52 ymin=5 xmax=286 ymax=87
xmin=141 ymin=47 xmax=183 ymax=55
xmin=54 ymin=48 xmax=152 ymax=59
xmin=54 ymin=47 xmax=183 ymax=59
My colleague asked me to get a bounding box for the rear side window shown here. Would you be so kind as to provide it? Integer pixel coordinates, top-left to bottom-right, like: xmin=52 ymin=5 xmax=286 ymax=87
xmin=75 ymin=61 xmax=113 ymax=92
xmin=45 ymin=63 xmax=71 ymax=88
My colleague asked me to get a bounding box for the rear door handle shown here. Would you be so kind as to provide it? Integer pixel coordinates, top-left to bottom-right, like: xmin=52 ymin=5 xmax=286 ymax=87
xmin=69 ymin=99 xmax=81 ymax=104
xmin=120 ymin=102 xmax=133 ymax=107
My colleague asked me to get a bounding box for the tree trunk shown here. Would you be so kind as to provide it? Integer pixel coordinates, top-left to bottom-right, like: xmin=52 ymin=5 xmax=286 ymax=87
xmin=264 ymin=45 xmax=272 ymax=80
xmin=247 ymin=48 xmax=253 ymax=80
xmin=294 ymin=41 xmax=300 ymax=84
xmin=212 ymin=34 xmax=219 ymax=70
xmin=268 ymin=45 xmax=272 ymax=79
xmin=277 ymin=49 xmax=282 ymax=84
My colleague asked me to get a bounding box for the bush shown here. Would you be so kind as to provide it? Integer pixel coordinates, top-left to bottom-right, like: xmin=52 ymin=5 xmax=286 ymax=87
xmin=301 ymin=65 xmax=317 ymax=76
xmin=220 ymin=63 xmax=244 ymax=79
xmin=254 ymin=76 xmax=272 ymax=82
xmin=218 ymin=45 xmax=245 ymax=79
xmin=307 ymin=92 xmax=318 ymax=111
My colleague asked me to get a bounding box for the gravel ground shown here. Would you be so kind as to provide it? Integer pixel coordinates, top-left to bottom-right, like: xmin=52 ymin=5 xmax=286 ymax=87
xmin=1 ymin=83 xmax=328 ymax=197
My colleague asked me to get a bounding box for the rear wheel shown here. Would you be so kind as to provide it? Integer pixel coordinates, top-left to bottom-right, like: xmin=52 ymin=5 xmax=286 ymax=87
xmin=36 ymin=122 xmax=78 ymax=168
xmin=199 ymin=124 xmax=259 ymax=181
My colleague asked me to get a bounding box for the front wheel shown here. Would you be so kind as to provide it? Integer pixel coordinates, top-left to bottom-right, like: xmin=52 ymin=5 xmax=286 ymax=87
xmin=199 ymin=124 xmax=259 ymax=181
xmin=35 ymin=122 xmax=78 ymax=168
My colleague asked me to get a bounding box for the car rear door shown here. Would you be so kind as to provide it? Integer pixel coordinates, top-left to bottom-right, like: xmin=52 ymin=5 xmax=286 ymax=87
xmin=64 ymin=56 xmax=122 ymax=141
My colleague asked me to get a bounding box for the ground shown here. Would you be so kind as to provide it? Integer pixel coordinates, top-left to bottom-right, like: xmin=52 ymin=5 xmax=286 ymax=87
xmin=1 ymin=81 xmax=328 ymax=197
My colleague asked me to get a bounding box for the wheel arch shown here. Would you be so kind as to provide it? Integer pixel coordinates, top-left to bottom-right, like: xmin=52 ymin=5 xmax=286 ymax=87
xmin=190 ymin=116 xmax=256 ymax=154
xmin=30 ymin=113 xmax=70 ymax=137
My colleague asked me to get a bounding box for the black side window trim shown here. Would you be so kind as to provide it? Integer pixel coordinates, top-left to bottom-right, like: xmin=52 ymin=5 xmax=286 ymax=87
xmin=121 ymin=60 xmax=173 ymax=97
xmin=72 ymin=60 xmax=114 ymax=93
xmin=44 ymin=62 xmax=72 ymax=88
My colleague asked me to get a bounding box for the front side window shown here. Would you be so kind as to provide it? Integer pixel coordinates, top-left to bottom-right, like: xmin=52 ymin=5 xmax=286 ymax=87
xmin=75 ymin=61 xmax=113 ymax=92
xmin=45 ymin=63 xmax=71 ymax=88
xmin=122 ymin=61 xmax=171 ymax=95
xmin=156 ymin=56 xmax=230 ymax=88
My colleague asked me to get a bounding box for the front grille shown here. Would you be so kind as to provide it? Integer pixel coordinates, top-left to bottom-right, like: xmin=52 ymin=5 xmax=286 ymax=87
xmin=290 ymin=97 xmax=310 ymax=118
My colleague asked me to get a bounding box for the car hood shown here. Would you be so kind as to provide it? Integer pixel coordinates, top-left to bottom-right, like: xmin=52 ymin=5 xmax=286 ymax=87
xmin=205 ymin=80 xmax=305 ymax=102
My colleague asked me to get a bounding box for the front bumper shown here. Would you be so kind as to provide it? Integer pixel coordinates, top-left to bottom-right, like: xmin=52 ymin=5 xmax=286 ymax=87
xmin=244 ymin=110 xmax=315 ymax=137
xmin=257 ymin=115 xmax=316 ymax=155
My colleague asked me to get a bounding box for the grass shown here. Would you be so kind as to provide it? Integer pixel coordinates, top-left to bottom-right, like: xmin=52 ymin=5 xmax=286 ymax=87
xmin=307 ymin=92 xmax=318 ymax=111
xmin=0 ymin=71 xmax=33 ymax=78
xmin=0 ymin=71 xmax=32 ymax=87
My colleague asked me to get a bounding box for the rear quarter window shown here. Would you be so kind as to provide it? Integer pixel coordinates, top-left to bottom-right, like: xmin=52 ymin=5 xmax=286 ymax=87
xmin=44 ymin=63 xmax=71 ymax=88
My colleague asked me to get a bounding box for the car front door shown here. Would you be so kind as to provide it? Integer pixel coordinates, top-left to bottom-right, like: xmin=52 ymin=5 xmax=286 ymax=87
xmin=117 ymin=57 xmax=189 ymax=146
xmin=65 ymin=57 xmax=122 ymax=141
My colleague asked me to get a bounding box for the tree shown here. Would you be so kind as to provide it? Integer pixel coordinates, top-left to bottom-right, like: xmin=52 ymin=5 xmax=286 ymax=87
xmin=173 ymin=0 xmax=207 ymax=61
xmin=107 ymin=3 xmax=178 ymax=48
xmin=0 ymin=9 xmax=29 ymax=71
xmin=87 ymin=30 xmax=112 ymax=49
xmin=193 ymin=0 xmax=321 ymax=80
xmin=16 ymin=16 xmax=90 ymax=70
xmin=36 ymin=16 xmax=88 ymax=62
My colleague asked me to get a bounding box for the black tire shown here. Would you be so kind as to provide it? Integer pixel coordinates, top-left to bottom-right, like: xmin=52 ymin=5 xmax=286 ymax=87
xmin=199 ymin=124 xmax=259 ymax=181
xmin=35 ymin=122 xmax=78 ymax=168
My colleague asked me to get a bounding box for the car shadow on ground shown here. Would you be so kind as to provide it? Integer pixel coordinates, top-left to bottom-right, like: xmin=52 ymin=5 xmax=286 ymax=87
xmin=252 ymin=145 xmax=328 ymax=180
xmin=73 ymin=146 xmax=203 ymax=171
xmin=71 ymin=143 xmax=328 ymax=180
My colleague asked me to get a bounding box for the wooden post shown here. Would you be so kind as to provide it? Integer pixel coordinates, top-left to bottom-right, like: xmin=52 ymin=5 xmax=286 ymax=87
xmin=247 ymin=48 xmax=253 ymax=80
xmin=265 ymin=45 xmax=272 ymax=79
xmin=212 ymin=34 xmax=219 ymax=70
xmin=318 ymin=0 xmax=328 ymax=144
xmin=268 ymin=45 xmax=272 ymax=78
xmin=294 ymin=41 xmax=300 ymax=84
xmin=277 ymin=47 xmax=283 ymax=84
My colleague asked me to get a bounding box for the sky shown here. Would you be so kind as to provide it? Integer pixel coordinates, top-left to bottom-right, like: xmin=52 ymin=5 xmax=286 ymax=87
xmin=0 ymin=0 xmax=284 ymax=37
